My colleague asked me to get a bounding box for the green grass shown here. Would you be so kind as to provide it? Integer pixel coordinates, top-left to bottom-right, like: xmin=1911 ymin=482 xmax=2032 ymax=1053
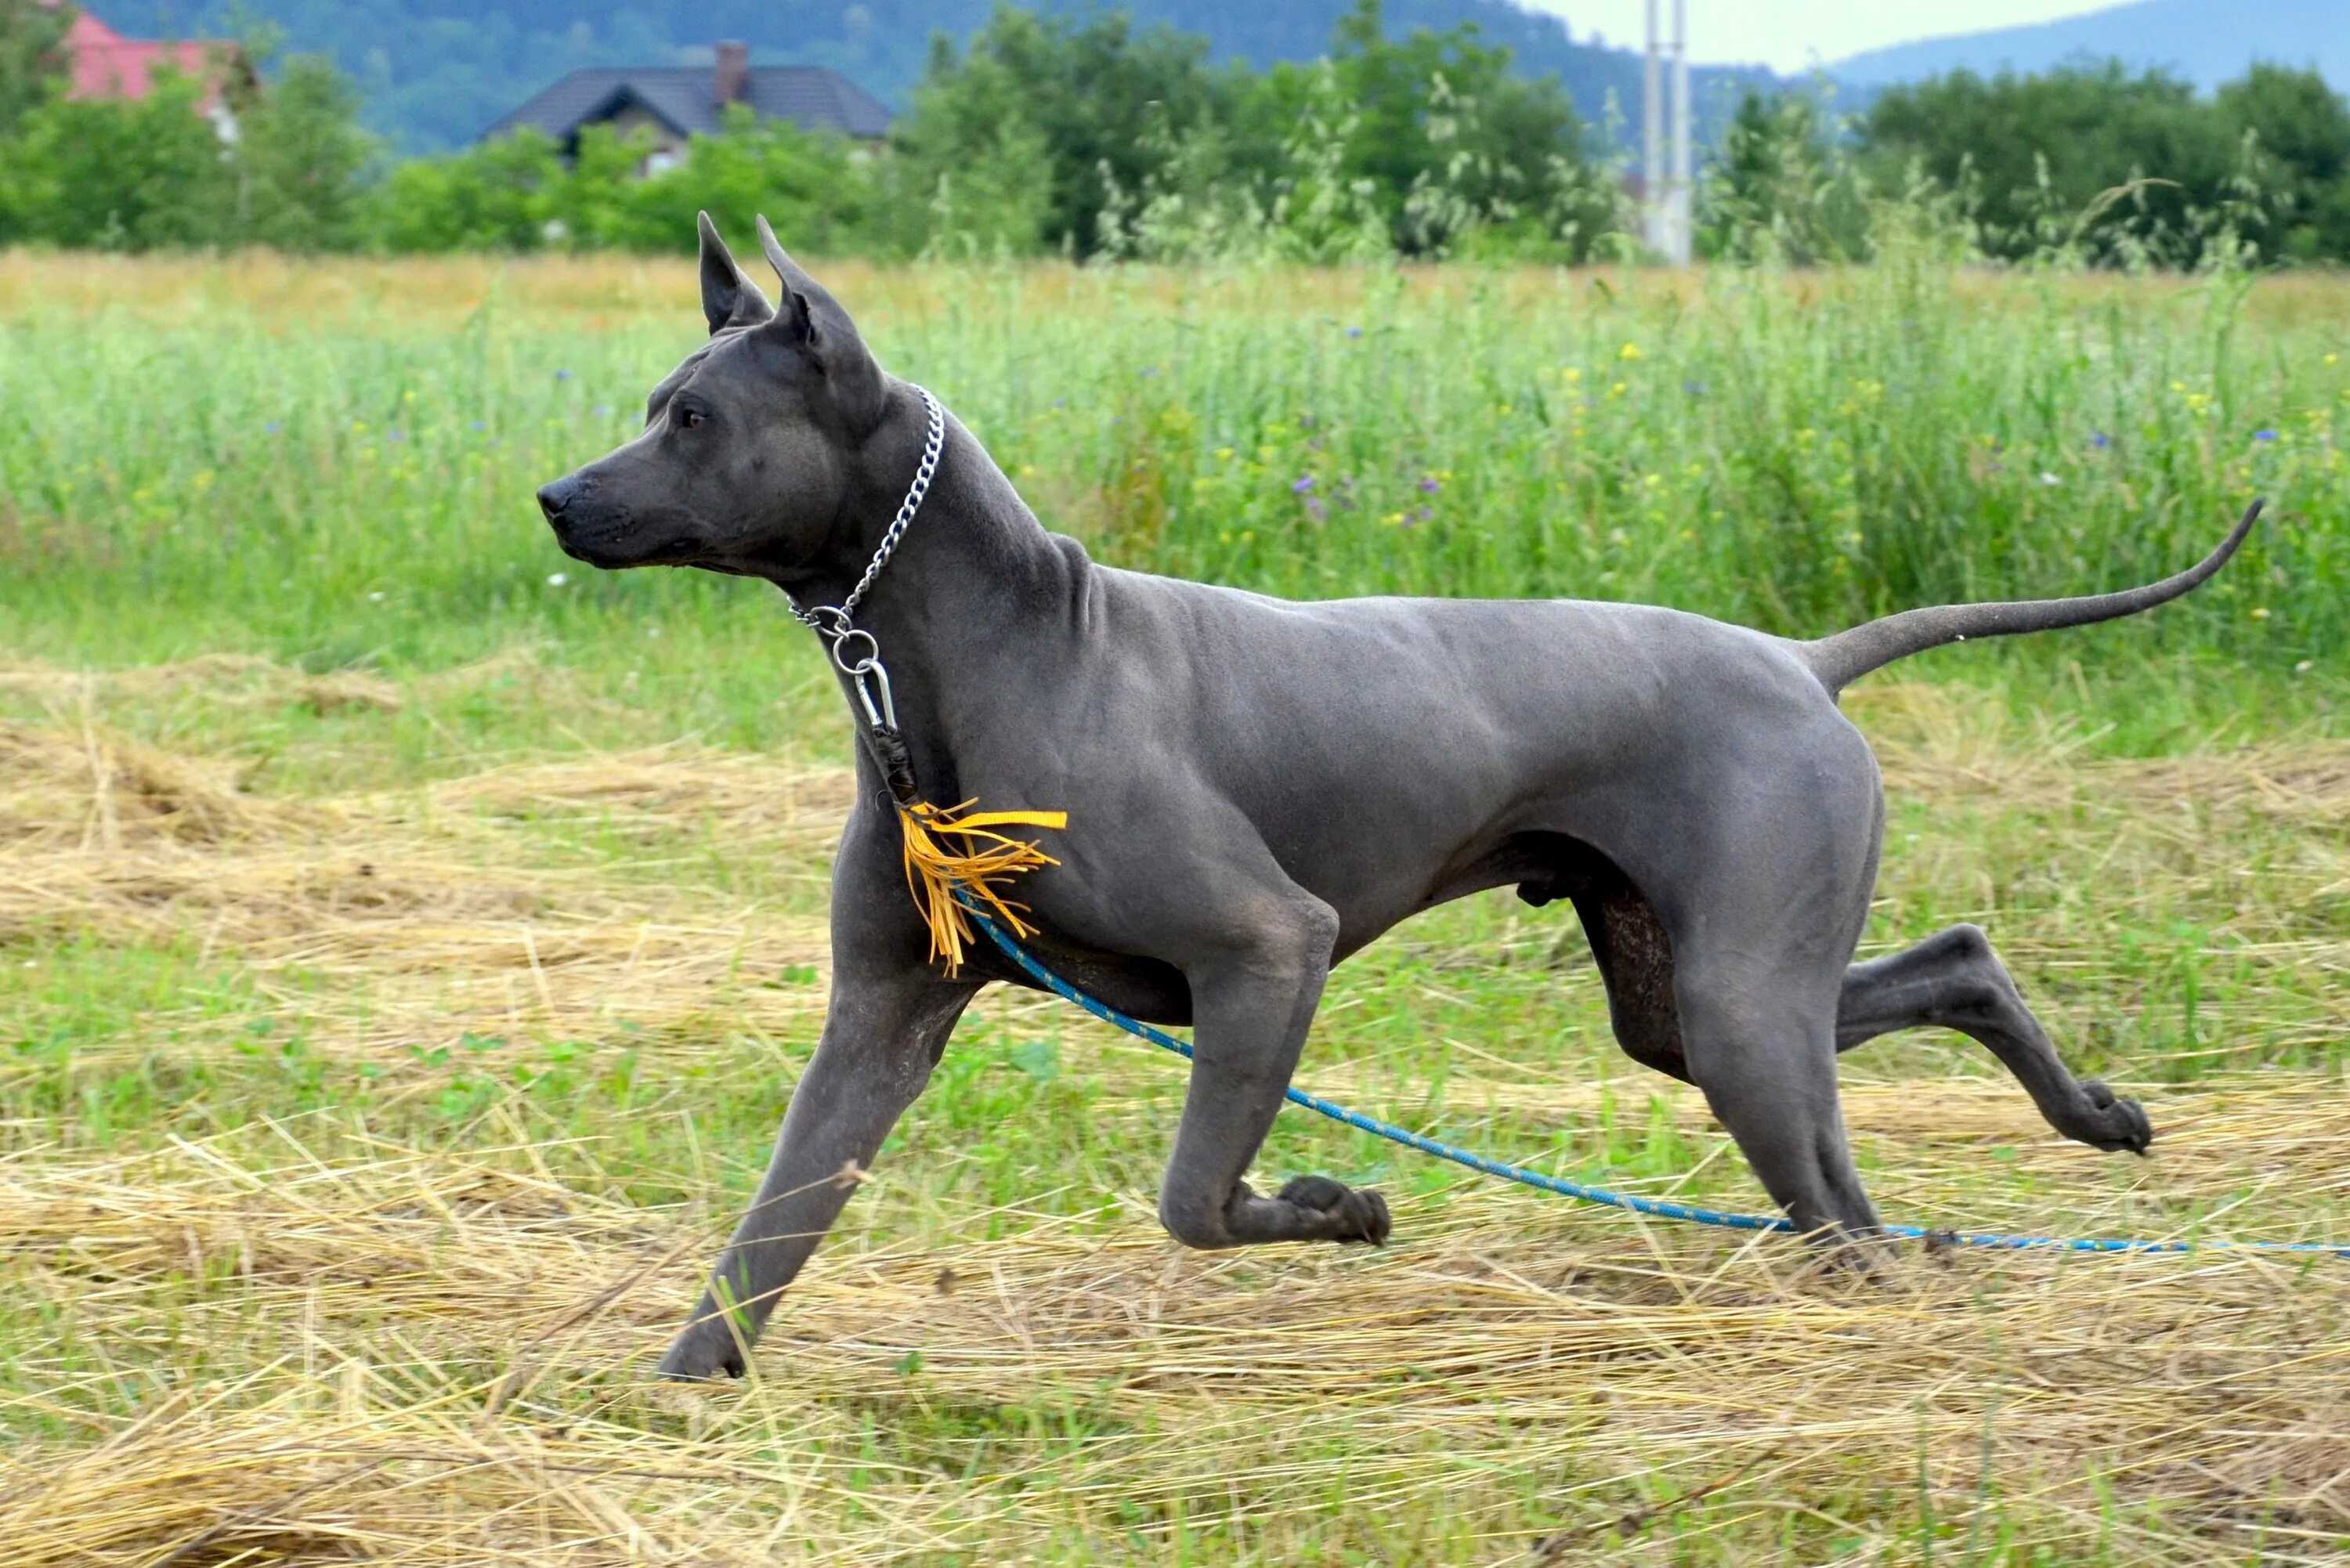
xmin=1 ymin=253 xmax=2348 ymax=1563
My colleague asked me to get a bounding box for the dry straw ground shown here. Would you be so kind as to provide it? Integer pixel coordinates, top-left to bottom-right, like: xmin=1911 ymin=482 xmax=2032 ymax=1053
xmin=2 ymin=650 xmax=2348 ymax=1564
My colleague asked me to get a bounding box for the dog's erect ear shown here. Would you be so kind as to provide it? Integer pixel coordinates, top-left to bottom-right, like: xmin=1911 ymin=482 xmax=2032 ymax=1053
xmin=698 ymin=211 xmax=773 ymax=335
xmin=755 ymin=214 xmax=887 ymax=432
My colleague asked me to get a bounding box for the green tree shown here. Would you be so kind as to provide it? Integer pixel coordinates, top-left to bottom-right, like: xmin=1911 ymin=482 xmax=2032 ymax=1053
xmin=2218 ymin=63 xmax=2350 ymax=262
xmin=887 ymin=29 xmax=1059 ymax=257
xmin=236 ymin=53 xmax=376 ymax=250
xmin=367 ymin=127 xmax=564 ymax=251
xmin=613 ymin=103 xmax=871 ymax=256
xmin=1254 ymin=0 xmax=1600 ymax=257
xmin=1699 ymin=91 xmax=1869 ymax=265
xmin=0 ymin=65 xmax=237 ymax=248
xmin=894 ymin=6 xmax=1249 ymax=257
xmin=0 ymin=0 xmax=70 ymax=139
xmin=1861 ymin=63 xmax=2248 ymax=266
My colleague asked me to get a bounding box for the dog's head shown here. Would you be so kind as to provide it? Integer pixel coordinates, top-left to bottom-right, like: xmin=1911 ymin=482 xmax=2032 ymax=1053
xmin=537 ymin=214 xmax=888 ymax=576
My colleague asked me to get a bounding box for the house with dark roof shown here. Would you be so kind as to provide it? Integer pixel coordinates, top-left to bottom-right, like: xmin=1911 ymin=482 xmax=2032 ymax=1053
xmin=484 ymin=43 xmax=891 ymax=175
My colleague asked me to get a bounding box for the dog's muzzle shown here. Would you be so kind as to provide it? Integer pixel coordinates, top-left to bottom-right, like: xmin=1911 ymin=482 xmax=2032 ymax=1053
xmin=537 ymin=475 xmax=584 ymax=523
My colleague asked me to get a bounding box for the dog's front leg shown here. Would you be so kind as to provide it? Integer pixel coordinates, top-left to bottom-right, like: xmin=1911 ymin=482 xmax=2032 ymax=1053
xmin=657 ymin=959 xmax=977 ymax=1382
xmin=1155 ymin=894 xmax=1391 ymax=1250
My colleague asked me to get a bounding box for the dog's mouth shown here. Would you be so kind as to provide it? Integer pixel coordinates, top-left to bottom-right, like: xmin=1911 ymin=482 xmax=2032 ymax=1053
xmin=549 ymin=514 xmax=703 ymax=571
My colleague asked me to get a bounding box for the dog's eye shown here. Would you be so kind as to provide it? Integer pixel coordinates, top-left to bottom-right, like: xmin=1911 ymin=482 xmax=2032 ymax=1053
xmin=678 ymin=407 xmax=704 ymax=430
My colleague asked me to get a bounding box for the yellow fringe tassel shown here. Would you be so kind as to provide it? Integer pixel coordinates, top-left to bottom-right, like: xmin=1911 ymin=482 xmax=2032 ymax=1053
xmin=896 ymin=798 xmax=1068 ymax=974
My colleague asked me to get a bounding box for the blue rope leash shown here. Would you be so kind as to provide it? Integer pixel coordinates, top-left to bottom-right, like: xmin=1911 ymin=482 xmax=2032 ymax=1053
xmin=961 ymin=899 xmax=2349 ymax=1260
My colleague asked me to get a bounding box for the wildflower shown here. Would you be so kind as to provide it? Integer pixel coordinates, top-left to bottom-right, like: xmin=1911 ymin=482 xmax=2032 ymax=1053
xmin=264 ymin=421 xmax=282 ymax=435
xmin=2089 ymin=432 xmax=2111 ymax=449
xmin=2298 ymin=659 xmax=2315 ymax=672
xmin=2254 ymin=428 xmax=2279 ymax=442
xmin=554 ymin=369 xmax=572 ymax=381
xmin=1408 ymin=506 xmax=1432 ymax=526
xmin=1418 ymin=475 xmax=1441 ymax=494
xmin=2326 ymin=355 xmax=2340 ymax=367
xmin=1563 ymin=367 xmax=1582 ymax=381
xmin=470 ymin=420 xmax=486 ymax=432
xmin=1214 ymin=446 xmax=1234 ymax=462
xmin=1292 ymin=475 xmax=1316 ymax=494
xmin=1682 ymin=380 xmax=1706 ymax=396
xmin=1618 ymin=341 xmax=1642 ymax=362
xmin=2252 ymin=606 xmax=2271 ymax=620
xmin=1304 ymin=496 xmax=1328 ymax=523
xmin=389 ymin=429 xmax=407 ymax=443
xmin=547 ymin=572 xmax=568 ymax=587
xmin=1346 ymin=325 xmax=1363 ymax=338
xmin=2039 ymin=472 xmax=2063 ymax=487
xmin=367 ymin=591 xmax=385 ymax=603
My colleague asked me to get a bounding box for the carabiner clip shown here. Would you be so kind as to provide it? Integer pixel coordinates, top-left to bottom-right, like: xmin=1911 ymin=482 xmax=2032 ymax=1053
xmin=826 ymin=627 xmax=898 ymax=732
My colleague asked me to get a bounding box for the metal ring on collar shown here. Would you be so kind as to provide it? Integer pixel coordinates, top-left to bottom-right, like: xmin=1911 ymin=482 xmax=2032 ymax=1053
xmin=827 ymin=627 xmax=882 ymax=678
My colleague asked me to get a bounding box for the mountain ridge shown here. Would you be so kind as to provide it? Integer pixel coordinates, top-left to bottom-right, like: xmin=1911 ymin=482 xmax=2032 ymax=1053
xmin=1828 ymin=0 xmax=2349 ymax=93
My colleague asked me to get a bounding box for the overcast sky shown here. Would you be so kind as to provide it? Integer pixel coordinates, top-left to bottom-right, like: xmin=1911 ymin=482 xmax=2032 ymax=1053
xmin=1524 ymin=1 xmax=2126 ymax=74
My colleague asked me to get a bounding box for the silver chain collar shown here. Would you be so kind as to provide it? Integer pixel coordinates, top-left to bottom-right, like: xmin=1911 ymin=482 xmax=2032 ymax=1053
xmin=789 ymin=384 xmax=945 ymax=735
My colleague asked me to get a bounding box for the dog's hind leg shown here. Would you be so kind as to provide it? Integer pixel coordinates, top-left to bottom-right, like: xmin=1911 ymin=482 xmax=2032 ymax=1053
xmin=1677 ymin=965 xmax=1884 ymax=1245
xmin=1836 ymin=923 xmax=2150 ymax=1154
xmin=1153 ymin=888 xmax=1393 ymax=1250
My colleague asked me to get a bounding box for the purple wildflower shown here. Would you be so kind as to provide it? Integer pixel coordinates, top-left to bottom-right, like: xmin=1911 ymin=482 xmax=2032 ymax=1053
xmin=1304 ymin=496 xmax=1328 ymax=523
xmin=1347 ymin=325 xmax=1363 ymax=338
xmin=264 ymin=421 xmax=281 ymax=435
xmin=1682 ymin=379 xmax=1707 ymax=396
xmin=554 ymin=369 xmax=572 ymax=381
xmin=1418 ymin=475 xmax=1441 ymax=494
xmin=2254 ymin=428 xmax=2279 ymax=442
xmin=1407 ymin=506 xmax=1432 ymax=526
xmin=471 ymin=420 xmax=486 ymax=432
xmin=1292 ymin=475 xmax=1316 ymax=494
xmin=2089 ymin=432 xmax=2111 ymax=449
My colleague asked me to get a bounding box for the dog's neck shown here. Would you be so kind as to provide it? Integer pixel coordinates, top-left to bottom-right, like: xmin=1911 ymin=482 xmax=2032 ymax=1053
xmin=770 ymin=381 xmax=1065 ymax=616
xmin=760 ymin=379 xmax=1085 ymax=780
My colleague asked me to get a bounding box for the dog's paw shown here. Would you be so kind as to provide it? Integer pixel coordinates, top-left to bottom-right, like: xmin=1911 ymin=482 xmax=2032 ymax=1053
xmin=654 ymin=1321 xmax=749 ymax=1383
xmin=2073 ymin=1079 xmax=2153 ymax=1156
xmin=1277 ymin=1175 xmax=1392 ymax=1246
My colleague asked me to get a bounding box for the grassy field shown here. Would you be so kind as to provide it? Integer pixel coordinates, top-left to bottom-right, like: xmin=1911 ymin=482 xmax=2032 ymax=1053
xmin=2 ymin=253 xmax=2348 ymax=1563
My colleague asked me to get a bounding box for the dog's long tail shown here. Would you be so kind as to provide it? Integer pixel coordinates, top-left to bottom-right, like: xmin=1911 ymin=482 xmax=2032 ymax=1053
xmin=1798 ymin=499 xmax=2263 ymax=695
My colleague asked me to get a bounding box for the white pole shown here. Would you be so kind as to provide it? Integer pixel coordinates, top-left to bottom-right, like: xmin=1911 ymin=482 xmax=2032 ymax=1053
xmin=1643 ymin=0 xmax=1665 ymax=257
xmin=1668 ymin=0 xmax=1692 ymax=264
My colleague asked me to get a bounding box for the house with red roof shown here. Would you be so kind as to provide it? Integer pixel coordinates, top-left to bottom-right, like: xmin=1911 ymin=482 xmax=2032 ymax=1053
xmin=40 ymin=3 xmax=255 ymax=137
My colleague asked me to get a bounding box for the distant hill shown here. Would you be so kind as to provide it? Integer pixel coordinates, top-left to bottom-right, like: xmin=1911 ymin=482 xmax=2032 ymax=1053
xmin=1829 ymin=0 xmax=2348 ymax=93
xmin=84 ymin=0 xmax=1783 ymax=153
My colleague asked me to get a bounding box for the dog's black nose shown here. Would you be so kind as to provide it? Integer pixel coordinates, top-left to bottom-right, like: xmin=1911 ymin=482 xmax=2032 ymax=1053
xmin=537 ymin=477 xmax=579 ymax=520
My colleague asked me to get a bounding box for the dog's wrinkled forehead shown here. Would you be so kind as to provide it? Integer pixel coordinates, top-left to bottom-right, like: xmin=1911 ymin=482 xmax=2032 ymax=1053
xmin=643 ymin=341 xmax=710 ymax=423
xmin=643 ymin=331 xmax=771 ymax=425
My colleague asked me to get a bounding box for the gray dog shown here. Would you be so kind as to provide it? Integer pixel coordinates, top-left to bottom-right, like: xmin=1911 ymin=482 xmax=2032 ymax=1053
xmin=538 ymin=216 xmax=2258 ymax=1381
